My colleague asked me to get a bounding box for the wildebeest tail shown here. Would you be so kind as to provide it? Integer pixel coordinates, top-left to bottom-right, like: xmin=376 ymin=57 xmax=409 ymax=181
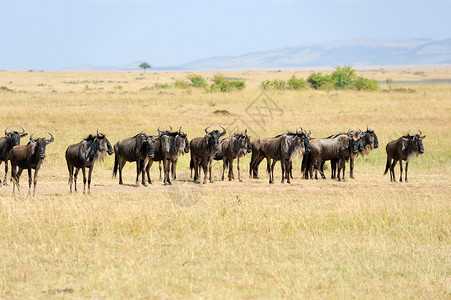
xmin=113 ymin=154 xmax=118 ymax=178
xmin=190 ymin=156 xmax=194 ymax=178
xmin=383 ymin=157 xmax=390 ymax=175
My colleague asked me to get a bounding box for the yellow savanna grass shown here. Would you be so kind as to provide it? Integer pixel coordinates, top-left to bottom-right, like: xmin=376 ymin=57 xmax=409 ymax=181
xmin=0 ymin=69 xmax=450 ymax=298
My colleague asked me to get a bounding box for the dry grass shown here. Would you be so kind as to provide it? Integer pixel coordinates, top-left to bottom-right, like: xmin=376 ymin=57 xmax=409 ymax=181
xmin=0 ymin=69 xmax=450 ymax=298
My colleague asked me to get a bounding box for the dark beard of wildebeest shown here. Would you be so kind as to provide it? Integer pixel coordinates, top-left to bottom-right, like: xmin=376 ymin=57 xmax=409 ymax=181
xmin=384 ymin=130 xmax=426 ymax=182
xmin=9 ymin=133 xmax=54 ymax=195
xmin=249 ymin=129 xmax=311 ymax=181
xmin=145 ymin=127 xmax=189 ymax=185
xmin=190 ymin=125 xmax=226 ymax=184
xmin=112 ymin=132 xmax=155 ymax=186
xmin=249 ymin=129 xmax=310 ymax=184
xmin=65 ymin=131 xmax=114 ymax=193
xmin=0 ymin=127 xmax=28 ymax=186
xmin=326 ymin=126 xmax=379 ymax=179
xmin=213 ymin=129 xmax=252 ymax=182
xmin=301 ymin=131 xmax=361 ymax=182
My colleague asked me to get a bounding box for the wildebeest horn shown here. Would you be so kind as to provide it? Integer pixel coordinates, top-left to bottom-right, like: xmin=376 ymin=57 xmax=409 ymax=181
xmin=157 ymin=126 xmax=162 ymax=134
xmin=205 ymin=126 xmax=212 ymax=134
xmin=219 ymin=125 xmax=226 ymax=136
xmin=244 ymin=129 xmax=247 ymax=134
xmin=179 ymin=127 xmax=182 ymax=134
xmin=418 ymin=129 xmax=422 ymax=135
xmin=4 ymin=127 xmax=10 ymax=135
xmin=45 ymin=132 xmax=54 ymax=143
xmin=30 ymin=133 xmax=36 ymax=142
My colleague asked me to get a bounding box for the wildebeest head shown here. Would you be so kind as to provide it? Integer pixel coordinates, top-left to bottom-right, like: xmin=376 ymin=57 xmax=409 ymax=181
xmin=364 ymin=125 xmax=379 ymax=149
xmin=234 ymin=129 xmax=252 ymax=153
xmin=407 ymin=130 xmax=426 ymax=154
xmin=347 ymin=130 xmax=361 ymax=154
xmin=146 ymin=135 xmax=156 ymax=158
xmin=29 ymin=132 xmax=54 ymax=159
xmin=300 ymin=128 xmax=311 ymax=154
xmin=205 ymin=125 xmax=226 ymax=150
xmin=4 ymin=126 xmax=28 ymax=147
xmin=178 ymin=127 xmax=190 ymax=154
xmin=157 ymin=126 xmax=173 ymax=137
xmin=96 ymin=130 xmax=114 ymax=156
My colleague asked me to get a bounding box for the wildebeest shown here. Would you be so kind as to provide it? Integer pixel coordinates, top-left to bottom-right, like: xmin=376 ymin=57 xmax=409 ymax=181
xmin=249 ymin=129 xmax=311 ymax=180
xmin=303 ymin=131 xmax=362 ymax=182
xmin=65 ymin=130 xmax=114 ymax=193
xmin=214 ymin=129 xmax=252 ymax=182
xmin=328 ymin=126 xmax=379 ymax=179
xmin=9 ymin=133 xmax=54 ymax=195
xmin=250 ymin=129 xmax=310 ymax=184
xmin=146 ymin=127 xmax=189 ymax=185
xmin=112 ymin=132 xmax=155 ymax=186
xmin=384 ymin=130 xmax=426 ymax=182
xmin=190 ymin=125 xmax=226 ymax=184
xmin=0 ymin=127 xmax=28 ymax=186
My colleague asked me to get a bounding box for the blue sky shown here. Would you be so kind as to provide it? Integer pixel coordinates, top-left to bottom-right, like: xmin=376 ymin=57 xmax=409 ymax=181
xmin=1 ymin=0 xmax=450 ymax=70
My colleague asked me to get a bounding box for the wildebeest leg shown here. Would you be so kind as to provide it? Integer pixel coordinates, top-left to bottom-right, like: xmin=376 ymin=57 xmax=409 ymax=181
xmin=118 ymin=159 xmax=126 ymax=185
xmin=237 ymin=157 xmax=242 ymax=182
xmin=228 ymin=159 xmax=234 ymax=181
xmin=12 ymin=166 xmax=22 ymax=193
xmin=3 ymin=160 xmax=8 ymax=186
xmin=74 ymin=168 xmax=80 ymax=192
xmin=208 ymin=159 xmax=214 ymax=183
xmin=314 ymin=160 xmax=321 ymax=180
xmin=266 ymin=157 xmax=272 ymax=184
xmin=201 ymin=160 xmax=208 ymax=184
xmin=391 ymin=160 xmax=398 ymax=182
xmin=319 ymin=161 xmax=326 ymax=179
xmin=135 ymin=160 xmax=141 ymax=186
xmin=82 ymin=167 xmax=87 ymax=193
xmin=194 ymin=158 xmax=200 ymax=182
xmin=349 ymin=157 xmax=355 ymax=179
xmin=140 ymin=159 xmax=148 ymax=187
xmin=67 ymin=164 xmax=74 ymax=193
xmin=27 ymin=168 xmax=32 ymax=195
xmin=158 ymin=161 xmax=162 ymax=181
xmin=222 ymin=158 xmax=227 ymax=181
xmin=32 ymin=167 xmax=40 ymax=196
xmin=271 ymin=160 xmax=277 ymax=184
xmin=280 ymin=159 xmax=286 ymax=183
xmin=285 ymin=159 xmax=292 ymax=184
xmin=164 ymin=158 xmax=172 ymax=185
xmin=87 ymin=166 xmax=93 ymax=194
xmin=172 ymin=159 xmax=177 ymax=180
xmin=331 ymin=159 xmax=336 ymax=179
xmin=405 ymin=162 xmax=409 ymax=182
xmin=145 ymin=160 xmax=153 ymax=185
xmin=341 ymin=159 xmax=347 ymax=182
xmin=337 ymin=159 xmax=344 ymax=182
xmin=399 ymin=160 xmax=403 ymax=182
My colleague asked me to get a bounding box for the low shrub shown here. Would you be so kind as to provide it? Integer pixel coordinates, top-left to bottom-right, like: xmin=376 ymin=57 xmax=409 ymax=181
xmin=187 ymin=74 xmax=207 ymax=88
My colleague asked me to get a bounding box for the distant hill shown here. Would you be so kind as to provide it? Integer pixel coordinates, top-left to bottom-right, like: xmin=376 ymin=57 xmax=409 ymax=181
xmin=180 ymin=38 xmax=451 ymax=70
xmin=62 ymin=38 xmax=451 ymax=71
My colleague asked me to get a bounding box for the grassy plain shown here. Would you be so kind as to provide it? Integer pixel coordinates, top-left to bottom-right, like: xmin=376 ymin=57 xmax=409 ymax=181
xmin=0 ymin=69 xmax=450 ymax=298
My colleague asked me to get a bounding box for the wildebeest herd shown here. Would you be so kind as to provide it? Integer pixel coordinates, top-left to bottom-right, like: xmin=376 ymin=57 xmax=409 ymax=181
xmin=0 ymin=126 xmax=426 ymax=195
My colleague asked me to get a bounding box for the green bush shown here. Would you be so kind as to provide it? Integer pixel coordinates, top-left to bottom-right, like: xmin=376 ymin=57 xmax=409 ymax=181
xmin=352 ymin=77 xmax=379 ymax=91
xmin=187 ymin=74 xmax=207 ymax=88
xmin=154 ymin=83 xmax=171 ymax=89
xmin=210 ymin=74 xmax=245 ymax=92
xmin=307 ymin=72 xmax=333 ymax=89
xmin=287 ymin=75 xmax=307 ymax=90
xmin=175 ymin=79 xmax=190 ymax=89
xmin=332 ymin=65 xmax=356 ymax=88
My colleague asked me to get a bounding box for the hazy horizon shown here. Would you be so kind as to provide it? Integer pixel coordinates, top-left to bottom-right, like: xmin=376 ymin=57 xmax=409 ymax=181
xmin=1 ymin=0 xmax=450 ymax=70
